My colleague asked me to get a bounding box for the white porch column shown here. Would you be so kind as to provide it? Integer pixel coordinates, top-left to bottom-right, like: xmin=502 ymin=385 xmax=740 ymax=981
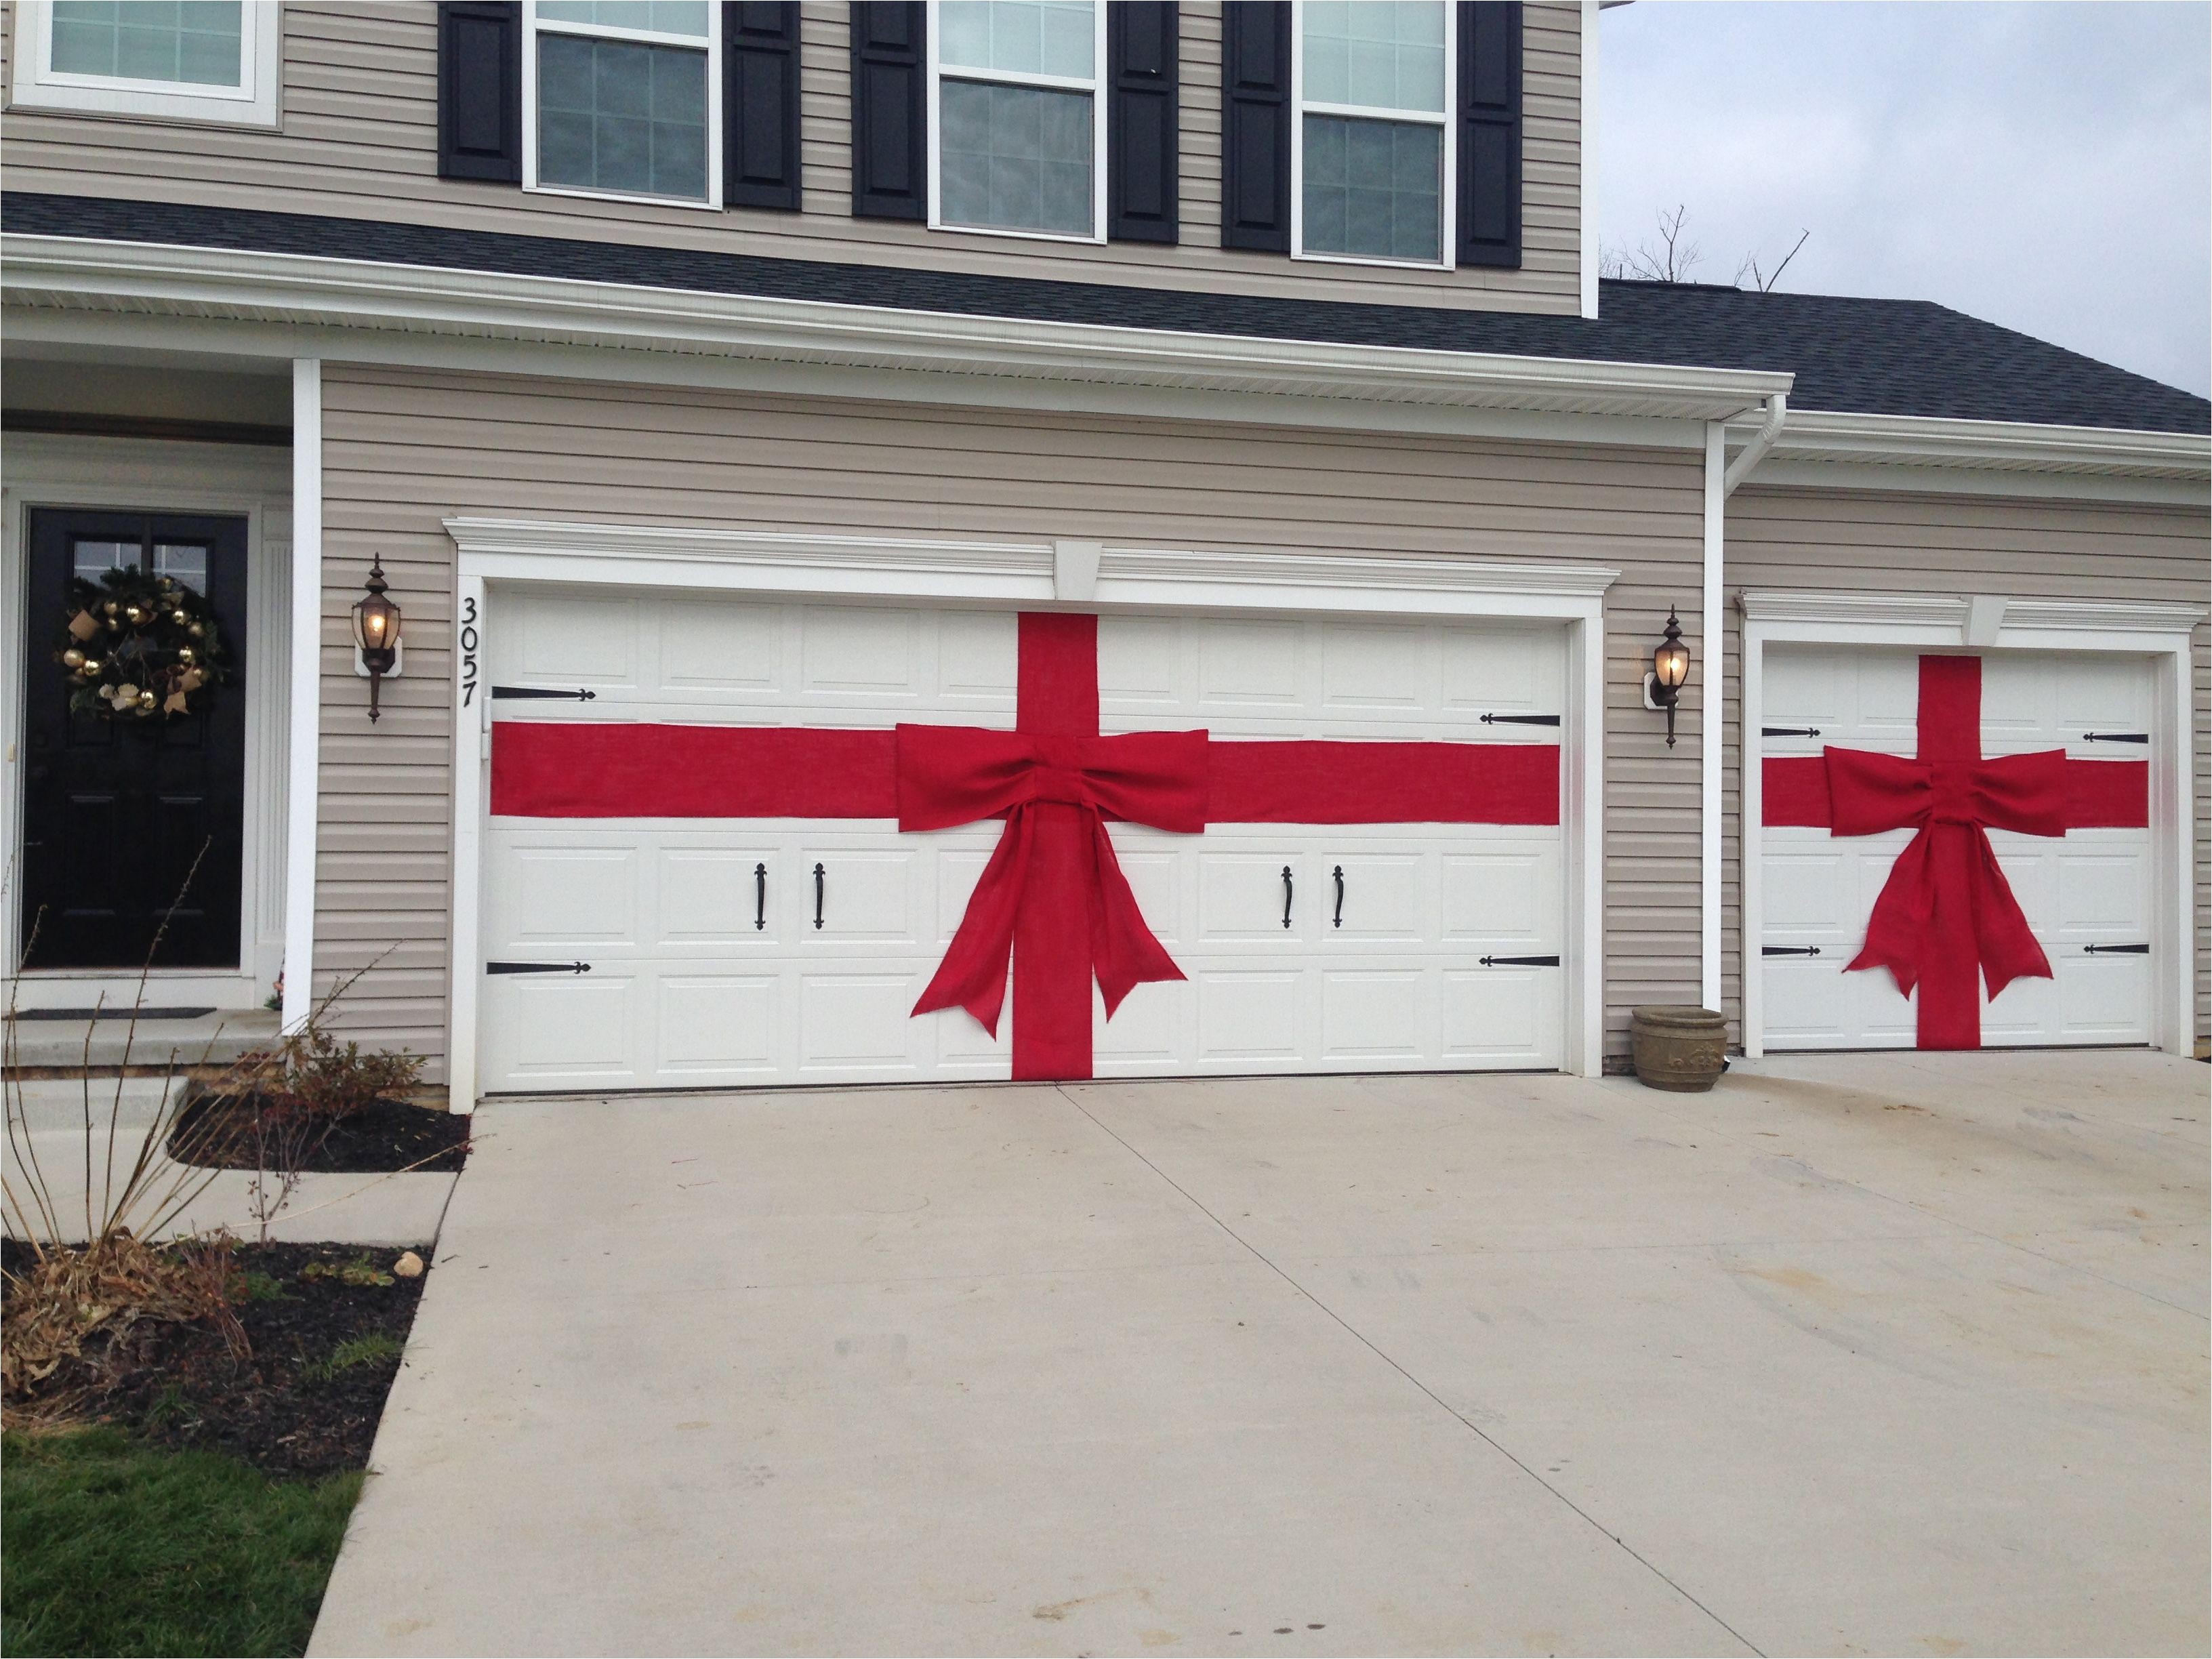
xmin=1701 ymin=422 xmax=1725 ymax=1015
xmin=281 ymin=359 xmax=323 ymax=1032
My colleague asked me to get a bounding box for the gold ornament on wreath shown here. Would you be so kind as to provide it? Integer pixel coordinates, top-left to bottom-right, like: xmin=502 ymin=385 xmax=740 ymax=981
xmin=56 ymin=567 xmax=229 ymax=721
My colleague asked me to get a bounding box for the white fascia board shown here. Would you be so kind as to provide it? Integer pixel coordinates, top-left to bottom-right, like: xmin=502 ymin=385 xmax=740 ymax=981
xmin=0 ymin=232 xmax=1793 ymax=424
xmin=1729 ymin=407 xmax=2211 ymax=482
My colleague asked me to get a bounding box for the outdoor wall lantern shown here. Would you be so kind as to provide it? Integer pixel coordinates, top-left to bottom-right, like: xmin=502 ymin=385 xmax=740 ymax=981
xmin=1643 ymin=607 xmax=1690 ymax=747
xmin=350 ymin=557 xmax=403 ymax=722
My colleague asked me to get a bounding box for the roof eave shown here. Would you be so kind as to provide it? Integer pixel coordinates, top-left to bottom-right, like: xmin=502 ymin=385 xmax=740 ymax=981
xmin=1 ymin=232 xmax=1793 ymax=424
xmin=1737 ymin=407 xmax=2211 ymax=480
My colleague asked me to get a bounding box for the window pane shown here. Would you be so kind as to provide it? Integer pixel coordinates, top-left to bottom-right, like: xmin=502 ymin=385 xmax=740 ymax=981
xmin=537 ymin=33 xmax=708 ymax=199
xmin=537 ymin=1 xmax=709 ymax=39
xmin=939 ymin=79 xmax=1093 ymax=234
xmin=1302 ymin=113 xmax=1439 ymax=262
xmin=153 ymin=543 xmax=210 ymax=590
xmin=71 ymin=539 xmax=136 ymax=581
xmin=939 ymin=0 xmax=1094 ymax=78
xmin=49 ymin=0 xmax=242 ymax=86
xmin=1303 ymin=0 xmax=1443 ymax=113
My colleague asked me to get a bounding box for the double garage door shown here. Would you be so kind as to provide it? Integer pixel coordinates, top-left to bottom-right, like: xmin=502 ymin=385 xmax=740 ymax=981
xmin=478 ymin=590 xmax=1568 ymax=1092
xmin=1761 ymin=645 xmax=2157 ymax=1050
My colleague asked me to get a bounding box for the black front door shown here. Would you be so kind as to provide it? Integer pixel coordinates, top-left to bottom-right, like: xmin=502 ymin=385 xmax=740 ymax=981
xmin=18 ymin=509 xmax=249 ymax=970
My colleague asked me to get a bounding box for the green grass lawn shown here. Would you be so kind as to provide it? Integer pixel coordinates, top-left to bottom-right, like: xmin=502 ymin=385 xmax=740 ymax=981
xmin=1 ymin=1428 xmax=364 ymax=1658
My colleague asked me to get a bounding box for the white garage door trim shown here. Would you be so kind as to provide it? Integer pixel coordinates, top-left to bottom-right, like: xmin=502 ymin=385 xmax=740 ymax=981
xmin=443 ymin=518 xmax=1620 ymax=1107
xmin=1738 ymin=590 xmax=2203 ymax=1060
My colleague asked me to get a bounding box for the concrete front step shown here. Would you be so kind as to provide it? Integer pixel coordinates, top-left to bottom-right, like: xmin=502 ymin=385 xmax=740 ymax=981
xmin=3 ymin=1007 xmax=281 ymax=1073
xmin=5 ymin=1073 xmax=186 ymax=1134
xmin=3 ymin=1126 xmax=457 ymax=1246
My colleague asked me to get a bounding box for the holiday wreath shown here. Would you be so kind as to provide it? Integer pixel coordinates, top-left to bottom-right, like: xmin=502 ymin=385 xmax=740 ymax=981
xmin=54 ymin=567 xmax=230 ymax=720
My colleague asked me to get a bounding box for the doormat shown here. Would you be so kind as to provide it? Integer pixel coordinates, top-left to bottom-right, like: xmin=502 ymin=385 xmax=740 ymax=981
xmin=7 ymin=1006 xmax=219 ymax=1021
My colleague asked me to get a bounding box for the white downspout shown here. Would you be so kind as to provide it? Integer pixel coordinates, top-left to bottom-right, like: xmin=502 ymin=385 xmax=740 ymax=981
xmin=1723 ymin=391 xmax=1788 ymax=498
xmin=1704 ymin=390 xmax=1786 ymax=1025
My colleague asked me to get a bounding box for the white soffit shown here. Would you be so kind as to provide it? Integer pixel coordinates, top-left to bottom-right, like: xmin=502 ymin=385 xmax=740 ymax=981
xmin=1 ymin=233 xmax=1791 ymax=424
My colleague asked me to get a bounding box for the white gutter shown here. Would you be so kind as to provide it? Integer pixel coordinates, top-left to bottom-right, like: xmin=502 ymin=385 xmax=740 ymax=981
xmin=1722 ymin=391 xmax=1788 ymax=496
xmin=0 ymin=233 xmax=1793 ymax=424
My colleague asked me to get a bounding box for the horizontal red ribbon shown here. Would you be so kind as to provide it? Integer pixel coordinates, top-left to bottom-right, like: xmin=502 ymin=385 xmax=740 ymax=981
xmin=493 ymin=722 xmax=1562 ymax=827
xmin=1763 ymin=754 xmax=2148 ymax=830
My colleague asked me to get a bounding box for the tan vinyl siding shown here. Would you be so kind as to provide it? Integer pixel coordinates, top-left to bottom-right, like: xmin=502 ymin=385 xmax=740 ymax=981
xmin=0 ymin=1 xmax=1583 ymax=313
xmin=313 ymin=363 xmax=1699 ymax=1078
xmin=1723 ymin=487 xmax=2212 ymax=1050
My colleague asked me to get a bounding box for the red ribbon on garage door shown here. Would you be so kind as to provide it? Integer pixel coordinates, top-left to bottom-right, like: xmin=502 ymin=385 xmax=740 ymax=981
xmin=493 ymin=613 xmax=1561 ymax=1081
xmin=1763 ymin=655 xmax=2148 ymax=1050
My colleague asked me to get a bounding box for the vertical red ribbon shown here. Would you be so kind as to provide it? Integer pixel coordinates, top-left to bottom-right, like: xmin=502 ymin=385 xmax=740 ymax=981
xmin=1012 ymin=613 xmax=1101 ymax=1082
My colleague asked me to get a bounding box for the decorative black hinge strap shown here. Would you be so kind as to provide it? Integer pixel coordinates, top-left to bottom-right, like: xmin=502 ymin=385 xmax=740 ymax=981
xmin=2081 ymin=731 xmax=2149 ymax=743
xmin=2083 ymin=943 xmax=2150 ymax=955
xmin=1762 ymin=726 xmax=1821 ymax=738
xmin=486 ymin=960 xmax=592 ymax=975
xmin=1480 ymin=713 xmax=1561 ymax=727
xmin=491 ymin=686 xmax=598 ymax=701
xmin=1762 ymin=945 xmax=1822 ymax=957
xmin=1479 ymin=954 xmax=1559 ymax=967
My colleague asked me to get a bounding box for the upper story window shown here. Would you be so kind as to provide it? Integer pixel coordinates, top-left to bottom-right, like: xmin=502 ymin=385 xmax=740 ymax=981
xmin=7 ymin=0 xmax=280 ymax=127
xmin=1292 ymin=0 xmax=1453 ymax=268
xmin=929 ymin=0 xmax=1107 ymax=243
xmin=524 ymin=1 xmax=722 ymax=207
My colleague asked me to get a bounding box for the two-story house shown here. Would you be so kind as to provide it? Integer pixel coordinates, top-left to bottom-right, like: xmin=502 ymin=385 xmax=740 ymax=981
xmin=3 ymin=0 xmax=2207 ymax=1105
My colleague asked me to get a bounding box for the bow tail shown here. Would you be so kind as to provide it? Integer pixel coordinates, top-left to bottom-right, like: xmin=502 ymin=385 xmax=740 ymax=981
xmin=1086 ymin=814 xmax=1185 ymax=1018
xmin=1847 ymin=827 xmax=1938 ymax=996
xmin=1965 ymin=827 xmax=2053 ymax=999
xmin=912 ymin=804 xmax=1037 ymax=1036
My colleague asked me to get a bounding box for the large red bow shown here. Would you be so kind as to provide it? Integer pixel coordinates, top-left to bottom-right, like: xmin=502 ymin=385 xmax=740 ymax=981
xmin=1823 ymin=745 xmax=2068 ymax=1006
xmin=897 ymin=723 xmax=1207 ymax=1036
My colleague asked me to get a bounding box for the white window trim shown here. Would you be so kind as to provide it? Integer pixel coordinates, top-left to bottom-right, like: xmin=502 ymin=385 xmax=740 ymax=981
xmin=926 ymin=0 xmax=1110 ymax=246
xmin=6 ymin=0 xmax=279 ymax=128
xmin=1736 ymin=590 xmax=2204 ymax=1062
xmin=521 ymin=0 xmax=724 ymax=212
xmin=1290 ymin=0 xmax=1457 ymax=271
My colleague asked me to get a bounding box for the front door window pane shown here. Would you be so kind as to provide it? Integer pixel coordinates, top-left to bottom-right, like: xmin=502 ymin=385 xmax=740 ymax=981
xmin=154 ymin=543 xmax=211 ymax=590
xmin=49 ymin=0 xmax=244 ymax=87
xmin=538 ymin=33 xmax=708 ymax=200
xmin=1303 ymin=114 xmax=1441 ymax=262
xmin=939 ymin=79 xmax=1092 ymax=235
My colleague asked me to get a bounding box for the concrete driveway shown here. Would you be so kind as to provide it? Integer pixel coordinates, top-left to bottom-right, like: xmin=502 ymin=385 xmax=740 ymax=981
xmin=310 ymin=1052 xmax=2209 ymax=1658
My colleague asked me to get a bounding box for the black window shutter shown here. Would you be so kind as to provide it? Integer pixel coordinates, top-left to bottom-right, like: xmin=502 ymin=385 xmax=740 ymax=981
xmin=1456 ymin=1 xmax=1522 ymax=268
xmin=851 ymin=1 xmax=926 ymax=220
xmin=1107 ymin=1 xmax=1178 ymax=243
xmin=438 ymin=1 xmax=522 ymax=183
xmin=1219 ymin=1 xmax=1290 ymax=252
xmin=725 ymin=2 xmax=802 ymax=209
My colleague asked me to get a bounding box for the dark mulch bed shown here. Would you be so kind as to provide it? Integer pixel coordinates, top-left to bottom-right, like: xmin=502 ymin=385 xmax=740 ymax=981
xmin=2 ymin=1239 xmax=430 ymax=1476
xmin=167 ymin=1092 xmax=471 ymax=1174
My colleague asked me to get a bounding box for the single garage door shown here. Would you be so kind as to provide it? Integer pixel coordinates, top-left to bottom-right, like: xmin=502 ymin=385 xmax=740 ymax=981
xmin=1761 ymin=646 xmax=2155 ymax=1050
xmin=476 ymin=589 xmax=1568 ymax=1091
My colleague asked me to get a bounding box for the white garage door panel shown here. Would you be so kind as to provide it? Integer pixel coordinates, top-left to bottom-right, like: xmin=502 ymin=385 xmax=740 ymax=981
xmin=483 ymin=593 xmax=1568 ymax=1090
xmin=1761 ymin=647 xmax=2154 ymax=1052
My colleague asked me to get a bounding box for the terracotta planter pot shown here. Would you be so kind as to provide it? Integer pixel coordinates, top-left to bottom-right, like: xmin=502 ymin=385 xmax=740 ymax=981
xmin=1630 ymin=1005 xmax=1727 ymax=1092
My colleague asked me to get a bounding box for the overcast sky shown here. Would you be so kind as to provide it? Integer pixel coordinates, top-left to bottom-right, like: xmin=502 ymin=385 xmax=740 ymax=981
xmin=1596 ymin=1 xmax=2212 ymax=399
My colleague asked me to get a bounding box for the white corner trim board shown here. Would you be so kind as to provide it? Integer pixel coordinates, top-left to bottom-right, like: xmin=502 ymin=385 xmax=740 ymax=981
xmin=439 ymin=521 xmax=1620 ymax=1107
xmin=1736 ymin=588 xmax=2203 ymax=1061
xmin=281 ymin=359 xmax=323 ymax=1034
xmin=0 ymin=234 xmax=1792 ymax=424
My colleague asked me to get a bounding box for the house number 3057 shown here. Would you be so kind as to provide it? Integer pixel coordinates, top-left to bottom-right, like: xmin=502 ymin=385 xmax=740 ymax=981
xmin=458 ymin=596 xmax=480 ymax=708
